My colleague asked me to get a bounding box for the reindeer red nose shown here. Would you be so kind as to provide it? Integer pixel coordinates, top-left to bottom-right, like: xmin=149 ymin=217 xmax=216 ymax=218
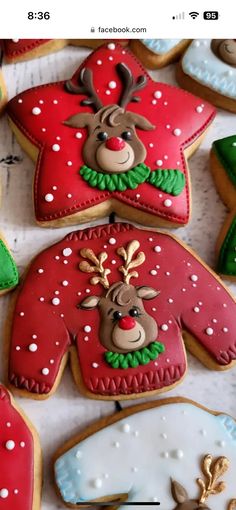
xmin=105 ymin=137 xmax=125 ymax=151
xmin=118 ymin=316 xmax=136 ymax=330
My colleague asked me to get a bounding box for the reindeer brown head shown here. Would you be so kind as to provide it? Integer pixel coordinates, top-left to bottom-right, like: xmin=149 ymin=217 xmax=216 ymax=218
xmin=211 ymin=40 xmax=236 ymax=66
xmin=78 ymin=240 xmax=159 ymax=353
xmin=171 ymin=455 xmax=230 ymax=510
xmin=64 ymin=63 xmax=155 ymax=174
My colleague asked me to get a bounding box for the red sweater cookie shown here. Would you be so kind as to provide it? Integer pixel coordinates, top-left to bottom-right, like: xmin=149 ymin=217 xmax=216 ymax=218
xmin=0 ymin=384 xmax=41 ymax=509
xmin=7 ymin=43 xmax=215 ymax=227
xmin=8 ymin=223 xmax=236 ymax=400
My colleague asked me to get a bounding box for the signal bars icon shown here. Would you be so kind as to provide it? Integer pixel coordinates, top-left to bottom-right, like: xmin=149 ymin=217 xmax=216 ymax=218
xmin=172 ymin=12 xmax=185 ymax=20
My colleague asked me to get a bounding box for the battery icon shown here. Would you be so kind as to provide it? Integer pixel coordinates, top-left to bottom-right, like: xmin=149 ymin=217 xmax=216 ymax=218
xmin=203 ymin=11 xmax=219 ymax=20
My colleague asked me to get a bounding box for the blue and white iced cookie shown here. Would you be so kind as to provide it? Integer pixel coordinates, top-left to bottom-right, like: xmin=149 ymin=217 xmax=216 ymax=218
xmin=54 ymin=398 xmax=236 ymax=509
xmin=130 ymin=39 xmax=191 ymax=69
xmin=177 ymin=39 xmax=236 ymax=113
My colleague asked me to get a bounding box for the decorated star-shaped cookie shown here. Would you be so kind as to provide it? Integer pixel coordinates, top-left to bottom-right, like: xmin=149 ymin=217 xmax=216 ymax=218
xmin=7 ymin=43 xmax=215 ymax=228
xmin=211 ymin=135 xmax=236 ymax=279
xmin=0 ymin=384 xmax=41 ymax=510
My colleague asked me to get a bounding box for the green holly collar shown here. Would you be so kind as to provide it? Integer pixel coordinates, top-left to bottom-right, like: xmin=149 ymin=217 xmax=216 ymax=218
xmin=104 ymin=341 xmax=165 ymax=369
xmin=80 ymin=164 xmax=185 ymax=196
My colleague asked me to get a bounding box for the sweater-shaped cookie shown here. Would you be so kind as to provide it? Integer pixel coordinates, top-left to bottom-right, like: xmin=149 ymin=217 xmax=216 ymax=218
xmin=54 ymin=398 xmax=236 ymax=509
xmin=130 ymin=39 xmax=191 ymax=69
xmin=7 ymin=43 xmax=215 ymax=227
xmin=177 ymin=39 xmax=236 ymax=113
xmin=0 ymin=384 xmax=41 ymax=510
xmin=0 ymin=233 xmax=19 ymax=295
xmin=8 ymin=223 xmax=236 ymax=400
xmin=211 ymin=134 xmax=236 ymax=279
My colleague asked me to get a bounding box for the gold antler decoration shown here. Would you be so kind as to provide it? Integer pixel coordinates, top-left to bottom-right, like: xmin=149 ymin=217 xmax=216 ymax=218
xmin=228 ymin=500 xmax=236 ymax=510
xmin=79 ymin=249 xmax=111 ymax=289
xmin=117 ymin=240 xmax=145 ymax=284
xmin=197 ymin=455 xmax=229 ymax=505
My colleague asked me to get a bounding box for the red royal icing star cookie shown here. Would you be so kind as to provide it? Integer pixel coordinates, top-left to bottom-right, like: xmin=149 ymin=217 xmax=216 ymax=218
xmin=0 ymin=384 xmax=41 ymax=510
xmin=7 ymin=43 xmax=216 ymax=227
xmin=8 ymin=223 xmax=236 ymax=400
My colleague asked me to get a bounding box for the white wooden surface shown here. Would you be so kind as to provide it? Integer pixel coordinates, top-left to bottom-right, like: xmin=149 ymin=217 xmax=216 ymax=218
xmin=0 ymin=45 xmax=236 ymax=509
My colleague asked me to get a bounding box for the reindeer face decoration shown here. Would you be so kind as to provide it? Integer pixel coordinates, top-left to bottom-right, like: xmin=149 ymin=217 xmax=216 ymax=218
xmin=211 ymin=40 xmax=236 ymax=66
xmin=78 ymin=241 xmax=161 ymax=360
xmin=64 ymin=64 xmax=155 ymax=174
xmin=171 ymin=454 xmax=233 ymax=510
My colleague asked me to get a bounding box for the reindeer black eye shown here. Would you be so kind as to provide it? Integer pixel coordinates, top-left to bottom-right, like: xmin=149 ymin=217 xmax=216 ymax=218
xmin=129 ymin=307 xmax=141 ymax=318
xmin=121 ymin=131 xmax=132 ymax=141
xmin=97 ymin=131 xmax=108 ymax=142
xmin=112 ymin=311 xmax=123 ymax=321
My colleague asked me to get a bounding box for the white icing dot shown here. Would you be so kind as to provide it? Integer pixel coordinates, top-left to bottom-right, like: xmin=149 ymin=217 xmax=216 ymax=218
xmin=149 ymin=143 xmax=154 ymax=148
xmin=15 ymin=346 xmax=21 ymax=351
xmin=39 ymin=100 xmax=44 ymax=104
xmin=67 ymin=193 xmax=72 ymax=198
xmin=39 ymin=297 xmax=44 ymax=302
xmin=12 ymin=39 xmax=19 ymax=43
xmin=52 ymin=185 xmax=57 ymax=190
xmin=154 ymin=90 xmax=162 ymax=99
xmin=62 ymin=280 xmax=69 ymax=287
xmin=171 ymin=449 xmax=184 ymax=459
xmin=20 ymin=442 xmax=25 ymax=448
xmin=44 ymin=193 xmax=54 ymax=202
xmin=165 ymin=271 xmax=170 ymax=276
xmin=109 ymin=237 xmax=116 ymax=245
xmin=107 ymin=43 xmax=115 ymax=50
xmin=76 ymin=450 xmax=82 ymax=459
xmin=92 ymin=362 xmax=99 ymax=368
xmin=84 ymin=325 xmax=92 ymax=333
xmin=182 ymin=288 xmax=186 ymax=292
xmin=190 ymin=274 xmax=198 ymax=282
xmin=84 ymin=336 xmax=89 ymax=342
xmin=63 ymin=248 xmax=72 ymax=257
xmin=164 ymin=199 xmax=172 ymax=208
xmin=196 ymin=105 xmax=203 ymax=113
xmin=105 ymin=90 xmax=111 ymax=95
xmin=52 ymin=144 xmax=60 ymax=152
xmin=136 ymin=193 xmax=140 ymax=199
xmin=164 ymin=101 xmax=168 ymax=106
xmin=18 ymin=99 xmax=23 ymax=103
xmin=108 ymin=80 xmax=117 ymax=89
xmin=108 ymin=56 xmax=113 ymax=61
xmin=198 ymin=301 xmax=203 ymax=306
xmin=216 ymin=440 xmax=226 ymax=447
xmin=168 ymin=298 xmax=173 ymax=304
xmin=205 ymin=327 xmax=214 ymax=336
xmin=152 ymin=99 xmax=157 ymax=105
xmin=111 ymin=259 xmax=116 ymax=265
xmin=148 ymin=237 xmax=153 ymax=241
xmin=212 ymin=319 xmax=217 ymax=323
xmin=63 ymin=260 xmax=68 ymax=265
xmin=42 ymin=128 xmax=46 ymax=132
xmin=223 ymin=327 xmax=228 ymax=333
xmin=53 ymin=100 xmax=58 ymax=104
xmin=75 ymin=132 xmax=82 ymax=139
xmin=113 ymin=441 xmax=120 ymax=448
xmin=122 ymin=423 xmax=130 ymax=433
xmin=166 ymin=124 xmax=171 ymax=129
xmin=6 ymin=422 xmax=11 ymax=427
xmin=38 ymin=268 xmax=44 ymax=274
xmin=150 ymin=270 xmax=157 ymax=276
xmin=161 ymin=324 xmax=168 ymax=331
xmin=156 ymin=159 xmax=163 ymax=166
xmin=232 ymin=142 xmax=236 ymax=147
xmin=19 ymin=312 xmax=24 ymax=316
xmin=41 ymin=368 xmax=49 ymax=375
xmin=0 ymin=489 xmax=9 ymax=499
xmin=173 ymin=128 xmax=182 ymax=136
xmin=29 ymin=343 xmax=38 ymax=352
xmin=67 ymin=161 xmax=73 ymax=166
xmin=85 ymin=289 xmax=90 ymax=293
xmin=50 ymin=359 xmax=54 ymax=364
xmin=14 ymin=489 xmax=19 ymax=494
xmin=5 ymin=440 xmax=15 ymax=450
xmin=96 ymin=60 xmax=102 ymax=65
xmin=154 ymin=246 xmax=161 ymax=253
xmin=32 ymin=107 xmax=41 ymax=115
xmin=52 ymin=297 xmax=60 ymax=306
xmin=93 ymin=478 xmax=103 ymax=489
xmin=193 ymin=307 xmax=200 ymax=313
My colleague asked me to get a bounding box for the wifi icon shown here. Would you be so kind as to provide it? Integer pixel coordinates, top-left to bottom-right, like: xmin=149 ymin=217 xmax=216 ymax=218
xmin=189 ymin=11 xmax=200 ymax=19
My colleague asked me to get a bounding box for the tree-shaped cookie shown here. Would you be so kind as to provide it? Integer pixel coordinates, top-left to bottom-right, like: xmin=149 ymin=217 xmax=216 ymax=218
xmin=0 ymin=233 xmax=19 ymax=295
xmin=0 ymin=383 xmax=41 ymax=510
xmin=211 ymin=135 xmax=236 ymax=279
xmin=54 ymin=398 xmax=236 ymax=509
xmin=7 ymin=43 xmax=215 ymax=227
xmin=8 ymin=223 xmax=236 ymax=400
